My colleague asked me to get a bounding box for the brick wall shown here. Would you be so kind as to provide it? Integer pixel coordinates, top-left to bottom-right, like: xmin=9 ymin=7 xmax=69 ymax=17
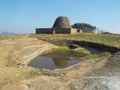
xmin=36 ymin=28 xmax=71 ymax=34
xmin=54 ymin=28 xmax=71 ymax=34
xmin=36 ymin=28 xmax=53 ymax=34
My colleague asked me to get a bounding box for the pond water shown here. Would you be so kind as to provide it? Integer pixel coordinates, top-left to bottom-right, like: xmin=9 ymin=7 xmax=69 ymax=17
xmin=27 ymin=50 xmax=85 ymax=69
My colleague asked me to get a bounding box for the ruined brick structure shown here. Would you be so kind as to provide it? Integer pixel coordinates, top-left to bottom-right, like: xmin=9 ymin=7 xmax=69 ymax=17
xmin=36 ymin=16 xmax=78 ymax=34
xmin=36 ymin=28 xmax=53 ymax=34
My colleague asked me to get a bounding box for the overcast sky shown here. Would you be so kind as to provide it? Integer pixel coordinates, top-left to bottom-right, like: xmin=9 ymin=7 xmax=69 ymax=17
xmin=0 ymin=0 xmax=120 ymax=34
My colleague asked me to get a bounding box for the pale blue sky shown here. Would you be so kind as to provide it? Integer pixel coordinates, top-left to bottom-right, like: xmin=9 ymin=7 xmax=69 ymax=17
xmin=0 ymin=0 xmax=120 ymax=34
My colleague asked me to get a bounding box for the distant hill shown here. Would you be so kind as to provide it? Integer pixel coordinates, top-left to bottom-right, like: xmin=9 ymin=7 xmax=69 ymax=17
xmin=0 ymin=32 xmax=15 ymax=35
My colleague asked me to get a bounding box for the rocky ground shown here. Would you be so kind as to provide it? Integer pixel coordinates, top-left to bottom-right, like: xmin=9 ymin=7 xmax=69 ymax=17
xmin=0 ymin=36 xmax=57 ymax=90
xmin=15 ymin=52 xmax=119 ymax=90
xmin=0 ymin=36 xmax=120 ymax=90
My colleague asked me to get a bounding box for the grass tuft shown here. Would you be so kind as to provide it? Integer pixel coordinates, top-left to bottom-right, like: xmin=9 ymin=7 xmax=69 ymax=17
xmin=29 ymin=33 xmax=120 ymax=48
xmin=85 ymin=54 xmax=101 ymax=59
xmin=57 ymin=46 xmax=70 ymax=52
xmin=85 ymin=52 xmax=111 ymax=59
xmin=75 ymin=47 xmax=89 ymax=53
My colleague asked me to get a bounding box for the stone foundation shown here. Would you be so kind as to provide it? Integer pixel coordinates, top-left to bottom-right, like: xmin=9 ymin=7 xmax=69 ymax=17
xmin=36 ymin=28 xmax=53 ymax=34
xmin=36 ymin=28 xmax=77 ymax=34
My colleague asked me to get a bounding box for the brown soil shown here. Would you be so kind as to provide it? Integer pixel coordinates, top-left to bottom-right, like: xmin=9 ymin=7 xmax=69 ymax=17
xmin=0 ymin=35 xmax=120 ymax=90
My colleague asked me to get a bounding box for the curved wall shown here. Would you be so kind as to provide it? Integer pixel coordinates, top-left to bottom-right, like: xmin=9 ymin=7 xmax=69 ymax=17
xmin=44 ymin=39 xmax=120 ymax=53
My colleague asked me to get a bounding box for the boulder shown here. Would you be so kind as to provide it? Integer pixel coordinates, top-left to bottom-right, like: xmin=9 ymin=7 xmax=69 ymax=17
xmin=68 ymin=44 xmax=79 ymax=49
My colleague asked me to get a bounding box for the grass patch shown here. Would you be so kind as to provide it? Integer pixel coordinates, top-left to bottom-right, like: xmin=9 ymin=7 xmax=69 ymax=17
xmin=56 ymin=46 xmax=89 ymax=54
xmin=85 ymin=54 xmax=101 ymax=59
xmin=101 ymin=52 xmax=111 ymax=57
xmin=75 ymin=47 xmax=89 ymax=53
xmin=85 ymin=52 xmax=111 ymax=59
xmin=29 ymin=33 xmax=120 ymax=48
xmin=56 ymin=46 xmax=70 ymax=52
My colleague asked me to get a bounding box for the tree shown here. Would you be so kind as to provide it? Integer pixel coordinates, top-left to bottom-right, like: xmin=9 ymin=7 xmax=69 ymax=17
xmin=72 ymin=23 xmax=96 ymax=33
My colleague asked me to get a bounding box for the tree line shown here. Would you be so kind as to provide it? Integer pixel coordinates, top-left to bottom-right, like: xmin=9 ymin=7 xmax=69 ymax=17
xmin=72 ymin=23 xmax=96 ymax=33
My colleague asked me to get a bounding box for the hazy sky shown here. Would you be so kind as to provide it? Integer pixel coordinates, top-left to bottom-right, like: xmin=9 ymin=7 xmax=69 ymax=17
xmin=0 ymin=0 xmax=120 ymax=34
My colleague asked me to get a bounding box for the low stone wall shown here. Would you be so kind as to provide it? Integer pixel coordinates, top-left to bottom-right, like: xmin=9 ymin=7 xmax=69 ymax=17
xmin=55 ymin=28 xmax=71 ymax=34
xmin=43 ymin=39 xmax=120 ymax=53
xmin=36 ymin=28 xmax=71 ymax=34
xmin=69 ymin=40 xmax=120 ymax=53
xmin=36 ymin=28 xmax=53 ymax=34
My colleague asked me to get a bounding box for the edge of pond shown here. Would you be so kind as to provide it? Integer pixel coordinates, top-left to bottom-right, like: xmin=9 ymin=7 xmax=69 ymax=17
xmin=40 ymin=39 xmax=120 ymax=53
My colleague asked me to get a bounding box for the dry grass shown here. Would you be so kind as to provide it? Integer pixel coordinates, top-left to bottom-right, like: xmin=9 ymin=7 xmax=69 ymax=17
xmin=0 ymin=35 xmax=53 ymax=88
xmin=29 ymin=33 xmax=120 ymax=48
xmin=0 ymin=45 xmax=40 ymax=88
xmin=0 ymin=33 xmax=119 ymax=88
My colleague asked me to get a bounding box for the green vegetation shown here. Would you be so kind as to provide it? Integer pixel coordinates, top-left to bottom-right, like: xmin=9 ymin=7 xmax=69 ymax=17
xmin=0 ymin=33 xmax=120 ymax=48
xmin=85 ymin=52 xmax=111 ymax=59
xmin=56 ymin=46 xmax=70 ymax=52
xmin=85 ymin=54 xmax=101 ymax=59
xmin=29 ymin=33 xmax=120 ymax=48
xmin=74 ymin=47 xmax=89 ymax=53
xmin=72 ymin=23 xmax=96 ymax=33
xmin=55 ymin=46 xmax=89 ymax=54
xmin=101 ymin=52 xmax=111 ymax=57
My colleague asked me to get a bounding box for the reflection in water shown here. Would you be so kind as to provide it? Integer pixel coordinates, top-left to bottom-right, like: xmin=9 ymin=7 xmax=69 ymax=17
xmin=27 ymin=56 xmax=80 ymax=69
xmin=52 ymin=57 xmax=68 ymax=68
xmin=28 ymin=50 xmax=82 ymax=69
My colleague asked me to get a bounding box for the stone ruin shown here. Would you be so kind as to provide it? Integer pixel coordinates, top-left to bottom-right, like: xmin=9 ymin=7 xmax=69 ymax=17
xmin=36 ymin=16 xmax=78 ymax=34
xmin=53 ymin=16 xmax=71 ymax=28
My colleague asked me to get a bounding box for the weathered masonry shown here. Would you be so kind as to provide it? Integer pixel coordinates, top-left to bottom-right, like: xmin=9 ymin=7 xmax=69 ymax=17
xmin=36 ymin=16 xmax=79 ymax=34
xmin=36 ymin=28 xmax=53 ymax=34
